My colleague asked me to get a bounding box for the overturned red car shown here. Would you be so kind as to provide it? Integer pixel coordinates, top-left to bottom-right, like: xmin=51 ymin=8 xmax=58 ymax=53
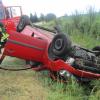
xmin=0 ymin=15 xmax=100 ymax=83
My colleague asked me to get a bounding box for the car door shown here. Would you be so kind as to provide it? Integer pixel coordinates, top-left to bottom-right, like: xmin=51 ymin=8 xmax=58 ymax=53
xmin=4 ymin=31 xmax=47 ymax=62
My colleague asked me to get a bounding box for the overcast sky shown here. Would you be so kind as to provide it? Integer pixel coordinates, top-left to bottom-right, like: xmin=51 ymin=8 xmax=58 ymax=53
xmin=2 ymin=0 xmax=100 ymax=17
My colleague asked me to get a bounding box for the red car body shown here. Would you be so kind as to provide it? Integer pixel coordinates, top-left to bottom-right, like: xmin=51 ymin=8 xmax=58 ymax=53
xmin=1 ymin=26 xmax=100 ymax=80
xmin=0 ymin=3 xmax=22 ymax=31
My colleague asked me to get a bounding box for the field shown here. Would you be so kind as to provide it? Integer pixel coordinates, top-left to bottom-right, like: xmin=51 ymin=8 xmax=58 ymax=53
xmin=0 ymin=11 xmax=100 ymax=99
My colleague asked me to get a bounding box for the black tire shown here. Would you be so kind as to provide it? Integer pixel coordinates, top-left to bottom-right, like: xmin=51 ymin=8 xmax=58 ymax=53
xmin=17 ymin=15 xmax=31 ymax=32
xmin=50 ymin=34 xmax=72 ymax=56
xmin=92 ymin=46 xmax=100 ymax=51
xmin=92 ymin=46 xmax=100 ymax=56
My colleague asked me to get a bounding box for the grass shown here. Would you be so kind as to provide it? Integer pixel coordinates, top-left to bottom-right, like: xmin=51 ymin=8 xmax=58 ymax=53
xmin=0 ymin=55 xmax=89 ymax=100
xmin=0 ymin=57 xmax=47 ymax=100
xmin=70 ymin=33 xmax=100 ymax=48
xmin=38 ymin=21 xmax=100 ymax=100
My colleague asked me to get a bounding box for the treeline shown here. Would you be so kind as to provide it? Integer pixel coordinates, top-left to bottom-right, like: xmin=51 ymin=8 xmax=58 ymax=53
xmin=59 ymin=7 xmax=100 ymax=39
xmin=30 ymin=7 xmax=100 ymax=39
xmin=30 ymin=13 xmax=56 ymax=23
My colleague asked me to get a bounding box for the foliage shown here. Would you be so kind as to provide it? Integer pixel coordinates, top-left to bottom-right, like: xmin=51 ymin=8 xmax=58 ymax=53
xmin=30 ymin=13 xmax=38 ymax=23
xmin=40 ymin=13 xmax=45 ymax=22
xmin=45 ymin=13 xmax=56 ymax=22
xmin=55 ymin=7 xmax=100 ymax=39
xmin=30 ymin=12 xmax=57 ymax=23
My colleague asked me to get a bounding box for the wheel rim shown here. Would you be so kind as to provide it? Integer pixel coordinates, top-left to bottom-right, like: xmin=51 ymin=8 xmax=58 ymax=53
xmin=54 ymin=38 xmax=63 ymax=50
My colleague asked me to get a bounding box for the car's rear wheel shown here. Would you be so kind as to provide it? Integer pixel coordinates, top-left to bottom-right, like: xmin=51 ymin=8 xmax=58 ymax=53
xmin=17 ymin=15 xmax=31 ymax=32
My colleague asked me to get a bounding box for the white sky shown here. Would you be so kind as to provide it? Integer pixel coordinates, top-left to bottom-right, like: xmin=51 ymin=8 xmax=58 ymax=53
xmin=2 ymin=0 xmax=100 ymax=17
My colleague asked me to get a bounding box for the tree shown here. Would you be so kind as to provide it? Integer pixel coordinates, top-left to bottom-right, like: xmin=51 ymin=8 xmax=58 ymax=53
xmin=40 ymin=13 xmax=45 ymax=21
xmin=45 ymin=13 xmax=56 ymax=21
xmin=30 ymin=13 xmax=34 ymax=22
xmin=30 ymin=12 xmax=38 ymax=23
xmin=34 ymin=12 xmax=38 ymax=22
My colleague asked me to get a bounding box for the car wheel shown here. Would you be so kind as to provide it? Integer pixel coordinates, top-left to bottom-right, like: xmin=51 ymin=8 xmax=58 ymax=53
xmin=50 ymin=34 xmax=72 ymax=56
xmin=92 ymin=46 xmax=100 ymax=51
xmin=92 ymin=46 xmax=100 ymax=56
xmin=17 ymin=15 xmax=31 ymax=32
